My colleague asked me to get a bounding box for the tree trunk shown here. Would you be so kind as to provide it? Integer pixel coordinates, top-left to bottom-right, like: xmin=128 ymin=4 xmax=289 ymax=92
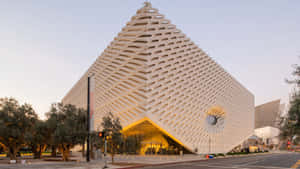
xmin=111 ymin=145 xmax=115 ymax=164
xmin=37 ymin=145 xmax=42 ymax=159
xmin=111 ymin=153 xmax=114 ymax=164
xmin=8 ymin=146 xmax=17 ymax=160
xmin=32 ymin=145 xmax=39 ymax=159
xmin=82 ymin=143 xmax=85 ymax=157
xmin=51 ymin=146 xmax=57 ymax=157
xmin=90 ymin=144 xmax=94 ymax=160
xmin=62 ymin=145 xmax=70 ymax=161
xmin=32 ymin=144 xmax=42 ymax=159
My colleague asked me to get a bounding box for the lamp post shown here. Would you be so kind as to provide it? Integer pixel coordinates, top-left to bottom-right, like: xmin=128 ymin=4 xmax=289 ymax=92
xmin=86 ymin=76 xmax=91 ymax=162
xmin=86 ymin=73 xmax=95 ymax=162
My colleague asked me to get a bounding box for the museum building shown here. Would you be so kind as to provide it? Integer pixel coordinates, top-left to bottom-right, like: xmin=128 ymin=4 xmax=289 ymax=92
xmin=62 ymin=2 xmax=254 ymax=154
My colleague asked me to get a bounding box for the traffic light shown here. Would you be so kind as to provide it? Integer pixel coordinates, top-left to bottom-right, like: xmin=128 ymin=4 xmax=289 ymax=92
xmin=98 ymin=132 xmax=105 ymax=138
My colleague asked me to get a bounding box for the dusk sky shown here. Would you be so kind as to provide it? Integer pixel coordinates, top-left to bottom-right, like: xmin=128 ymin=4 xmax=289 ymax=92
xmin=1 ymin=0 xmax=299 ymax=119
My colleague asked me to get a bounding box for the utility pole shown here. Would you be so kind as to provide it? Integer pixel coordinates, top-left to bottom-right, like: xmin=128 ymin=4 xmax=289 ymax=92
xmin=86 ymin=76 xmax=91 ymax=162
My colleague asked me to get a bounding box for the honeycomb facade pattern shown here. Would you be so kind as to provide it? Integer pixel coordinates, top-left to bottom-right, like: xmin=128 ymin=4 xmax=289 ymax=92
xmin=62 ymin=2 xmax=254 ymax=154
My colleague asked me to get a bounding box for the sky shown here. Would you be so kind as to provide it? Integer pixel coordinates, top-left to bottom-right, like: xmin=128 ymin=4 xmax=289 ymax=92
xmin=0 ymin=0 xmax=299 ymax=119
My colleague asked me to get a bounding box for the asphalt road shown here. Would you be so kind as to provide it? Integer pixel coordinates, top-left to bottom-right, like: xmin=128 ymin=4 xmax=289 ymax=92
xmin=139 ymin=153 xmax=300 ymax=169
xmin=0 ymin=153 xmax=299 ymax=169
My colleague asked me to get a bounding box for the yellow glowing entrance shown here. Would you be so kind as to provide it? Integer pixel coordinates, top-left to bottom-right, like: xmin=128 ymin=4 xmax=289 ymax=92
xmin=122 ymin=118 xmax=190 ymax=154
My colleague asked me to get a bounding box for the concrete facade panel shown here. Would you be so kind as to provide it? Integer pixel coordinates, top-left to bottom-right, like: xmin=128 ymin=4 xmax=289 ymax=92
xmin=62 ymin=2 xmax=254 ymax=154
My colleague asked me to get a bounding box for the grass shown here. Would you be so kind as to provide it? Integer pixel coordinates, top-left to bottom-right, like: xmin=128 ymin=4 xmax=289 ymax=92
xmin=0 ymin=152 xmax=52 ymax=158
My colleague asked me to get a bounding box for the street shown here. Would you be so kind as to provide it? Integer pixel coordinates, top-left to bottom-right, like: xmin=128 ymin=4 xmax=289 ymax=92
xmin=140 ymin=153 xmax=300 ymax=169
xmin=0 ymin=153 xmax=300 ymax=169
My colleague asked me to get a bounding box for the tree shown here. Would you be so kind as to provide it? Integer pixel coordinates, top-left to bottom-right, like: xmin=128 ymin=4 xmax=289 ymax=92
xmin=101 ymin=113 xmax=122 ymax=163
xmin=45 ymin=104 xmax=60 ymax=157
xmin=0 ymin=97 xmax=37 ymax=160
xmin=25 ymin=120 xmax=48 ymax=159
xmin=286 ymin=64 xmax=300 ymax=86
xmin=76 ymin=106 xmax=87 ymax=158
xmin=280 ymin=116 xmax=296 ymax=143
xmin=46 ymin=103 xmax=87 ymax=161
xmin=280 ymin=63 xmax=300 ymax=145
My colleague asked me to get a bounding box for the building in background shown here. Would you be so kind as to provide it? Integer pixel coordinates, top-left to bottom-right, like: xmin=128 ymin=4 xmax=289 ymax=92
xmin=254 ymin=99 xmax=287 ymax=147
xmin=62 ymin=2 xmax=254 ymax=154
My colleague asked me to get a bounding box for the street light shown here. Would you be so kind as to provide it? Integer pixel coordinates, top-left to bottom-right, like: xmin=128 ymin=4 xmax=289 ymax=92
xmin=87 ymin=73 xmax=95 ymax=162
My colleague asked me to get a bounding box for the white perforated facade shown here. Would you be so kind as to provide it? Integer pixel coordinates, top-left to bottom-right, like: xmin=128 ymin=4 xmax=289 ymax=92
xmin=62 ymin=2 xmax=254 ymax=154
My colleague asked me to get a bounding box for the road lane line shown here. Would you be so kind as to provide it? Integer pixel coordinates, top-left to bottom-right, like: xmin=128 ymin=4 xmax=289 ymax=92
xmin=200 ymin=156 xmax=270 ymax=166
xmin=245 ymin=165 xmax=291 ymax=169
xmin=235 ymin=155 xmax=276 ymax=167
xmin=291 ymin=159 xmax=300 ymax=168
xmin=193 ymin=164 xmax=250 ymax=169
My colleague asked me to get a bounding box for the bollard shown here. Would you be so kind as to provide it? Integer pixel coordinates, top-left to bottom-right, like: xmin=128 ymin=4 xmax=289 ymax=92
xmin=10 ymin=160 xmax=16 ymax=164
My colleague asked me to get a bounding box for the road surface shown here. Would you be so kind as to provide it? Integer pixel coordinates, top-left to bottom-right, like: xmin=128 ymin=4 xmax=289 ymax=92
xmin=0 ymin=152 xmax=299 ymax=169
xmin=139 ymin=153 xmax=300 ymax=169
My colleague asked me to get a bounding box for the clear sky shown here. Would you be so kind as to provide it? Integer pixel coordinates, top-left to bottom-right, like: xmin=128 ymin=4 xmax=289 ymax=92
xmin=0 ymin=0 xmax=299 ymax=119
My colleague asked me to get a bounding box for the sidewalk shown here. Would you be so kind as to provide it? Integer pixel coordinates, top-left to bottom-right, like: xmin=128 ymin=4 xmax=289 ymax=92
xmin=111 ymin=154 xmax=204 ymax=165
xmin=0 ymin=151 xmax=281 ymax=169
xmin=0 ymin=154 xmax=204 ymax=169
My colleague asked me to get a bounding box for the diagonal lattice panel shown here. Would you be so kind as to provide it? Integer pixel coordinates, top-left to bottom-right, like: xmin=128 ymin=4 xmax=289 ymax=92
xmin=62 ymin=2 xmax=254 ymax=154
